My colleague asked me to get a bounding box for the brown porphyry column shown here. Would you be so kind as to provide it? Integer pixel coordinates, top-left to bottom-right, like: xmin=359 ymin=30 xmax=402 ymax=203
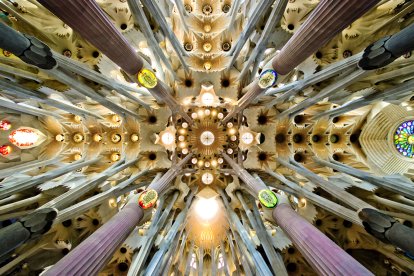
xmin=272 ymin=0 xmax=380 ymax=75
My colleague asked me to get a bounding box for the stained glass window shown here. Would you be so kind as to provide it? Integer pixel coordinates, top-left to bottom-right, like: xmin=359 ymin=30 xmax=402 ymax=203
xmin=9 ymin=128 xmax=39 ymax=148
xmin=0 ymin=145 xmax=12 ymax=156
xmin=394 ymin=120 xmax=414 ymax=158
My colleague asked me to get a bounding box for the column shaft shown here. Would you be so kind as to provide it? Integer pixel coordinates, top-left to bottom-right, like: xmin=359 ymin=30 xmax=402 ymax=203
xmin=272 ymin=0 xmax=379 ymax=74
xmin=44 ymin=203 xmax=143 ymax=275
xmin=38 ymin=0 xmax=143 ymax=75
xmin=273 ymin=204 xmax=373 ymax=275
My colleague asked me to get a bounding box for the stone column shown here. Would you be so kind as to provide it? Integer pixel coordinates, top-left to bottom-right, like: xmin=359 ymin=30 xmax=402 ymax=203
xmin=148 ymin=82 xmax=194 ymax=124
xmin=147 ymin=153 xmax=193 ymax=194
xmin=221 ymin=153 xmax=266 ymax=194
xmin=44 ymin=155 xmax=191 ymax=275
xmin=359 ymin=208 xmax=414 ymax=256
xmin=272 ymin=0 xmax=380 ymax=75
xmin=359 ymin=23 xmax=414 ymax=70
xmin=44 ymin=197 xmax=144 ymax=276
xmin=0 ymin=23 xmax=56 ymax=69
xmin=223 ymin=83 xmax=265 ymax=124
xmin=0 ymin=208 xmax=57 ymax=259
xmin=37 ymin=0 xmax=143 ymax=75
xmin=273 ymin=203 xmax=373 ymax=275
xmin=38 ymin=0 xmax=192 ymax=122
xmin=221 ymin=154 xmax=371 ymax=274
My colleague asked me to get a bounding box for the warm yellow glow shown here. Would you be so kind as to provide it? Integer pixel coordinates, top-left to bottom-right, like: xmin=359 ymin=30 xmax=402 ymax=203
xmin=93 ymin=134 xmax=102 ymax=142
xmin=203 ymin=43 xmax=212 ymax=52
xmin=55 ymin=134 xmax=64 ymax=142
xmin=130 ymin=134 xmax=139 ymax=142
xmin=228 ymin=128 xmax=236 ymax=135
xmin=203 ymin=62 xmax=212 ymax=70
xmin=111 ymin=114 xmax=122 ymax=123
xmin=110 ymin=152 xmax=121 ymax=162
xmin=195 ymin=198 xmax=219 ymax=221
xmin=73 ymin=153 xmax=82 ymax=161
xmin=161 ymin=132 xmax=175 ymax=145
xmin=73 ymin=115 xmax=82 ymax=123
xmin=108 ymin=198 xmax=117 ymax=208
xmin=299 ymin=198 xmax=307 ymax=208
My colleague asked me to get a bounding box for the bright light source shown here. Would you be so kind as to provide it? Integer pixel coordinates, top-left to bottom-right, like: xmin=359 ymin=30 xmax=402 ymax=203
xmin=9 ymin=128 xmax=39 ymax=147
xmin=195 ymin=198 xmax=219 ymax=221
xmin=241 ymin=132 xmax=254 ymax=144
xmin=201 ymin=92 xmax=214 ymax=106
xmin=161 ymin=132 xmax=175 ymax=145
xmin=201 ymin=172 xmax=214 ymax=184
xmin=200 ymin=131 xmax=215 ymax=146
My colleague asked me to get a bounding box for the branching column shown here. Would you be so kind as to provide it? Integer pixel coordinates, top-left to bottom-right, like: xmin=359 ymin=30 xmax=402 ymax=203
xmin=272 ymin=0 xmax=380 ymax=75
xmin=273 ymin=203 xmax=373 ymax=275
xmin=37 ymin=0 xmax=142 ymax=75
xmin=44 ymin=155 xmax=191 ymax=275
xmin=221 ymin=153 xmax=265 ymax=194
xmin=44 ymin=198 xmax=144 ymax=276
xmin=147 ymin=154 xmax=193 ymax=194
xmin=38 ymin=0 xmax=192 ymax=122
xmin=222 ymin=154 xmax=372 ymax=275
xmin=223 ymin=83 xmax=264 ymax=124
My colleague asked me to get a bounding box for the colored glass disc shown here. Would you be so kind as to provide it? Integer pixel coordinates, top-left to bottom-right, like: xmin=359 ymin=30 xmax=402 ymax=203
xmin=137 ymin=69 xmax=157 ymax=89
xmin=0 ymin=120 xmax=11 ymax=130
xmin=138 ymin=189 xmax=158 ymax=209
xmin=258 ymin=189 xmax=278 ymax=208
xmin=394 ymin=120 xmax=414 ymax=158
xmin=258 ymin=69 xmax=278 ymax=89
xmin=0 ymin=145 xmax=12 ymax=156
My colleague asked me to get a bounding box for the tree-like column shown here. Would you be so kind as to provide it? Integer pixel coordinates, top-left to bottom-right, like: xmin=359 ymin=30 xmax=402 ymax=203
xmin=272 ymin=0 xmax=380 ymax=75
xmin=273 ymin=203 xmax=373 ymax=275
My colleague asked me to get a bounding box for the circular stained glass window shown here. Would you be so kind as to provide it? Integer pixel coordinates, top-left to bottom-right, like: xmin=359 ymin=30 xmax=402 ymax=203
xmin=394 ymin=120 xmax=414 ymax=158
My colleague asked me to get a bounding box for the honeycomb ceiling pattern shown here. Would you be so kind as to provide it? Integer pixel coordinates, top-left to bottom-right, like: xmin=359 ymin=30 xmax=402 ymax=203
xmin=0 ymin=0 xmax=414 ymax=275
